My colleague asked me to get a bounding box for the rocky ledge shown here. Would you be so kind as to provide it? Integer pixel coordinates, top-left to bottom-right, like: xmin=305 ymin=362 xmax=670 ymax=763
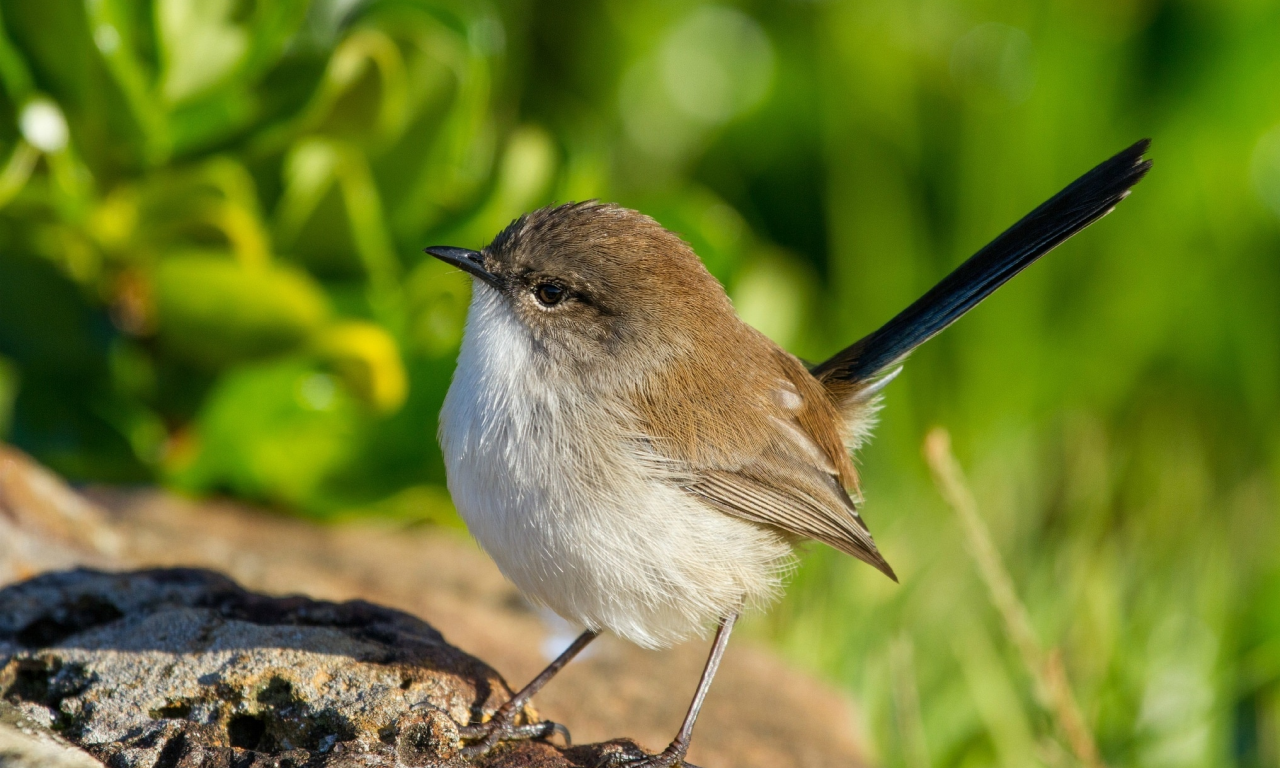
xmin=0 ymin=568 xmax=635 ymax=767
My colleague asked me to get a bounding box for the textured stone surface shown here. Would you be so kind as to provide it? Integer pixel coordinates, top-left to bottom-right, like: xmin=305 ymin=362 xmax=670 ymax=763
xmin=0 ymin=568 xmax=638 ymax=767
xmin=0 ymin=701 xmax=101 ymax=768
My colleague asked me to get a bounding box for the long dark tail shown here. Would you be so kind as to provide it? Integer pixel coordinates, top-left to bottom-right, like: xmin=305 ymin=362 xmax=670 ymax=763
xmin=811 ymin=139 xmax=1152 ymax=395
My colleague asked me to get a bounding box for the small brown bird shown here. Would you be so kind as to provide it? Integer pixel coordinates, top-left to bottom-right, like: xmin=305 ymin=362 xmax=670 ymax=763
xmin=426 ymin=140 xmax=1151 ymax=765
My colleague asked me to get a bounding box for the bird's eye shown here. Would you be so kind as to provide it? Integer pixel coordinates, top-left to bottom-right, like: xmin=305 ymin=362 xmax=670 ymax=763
xmin=534 ymin=283 xmax=565 ymax=306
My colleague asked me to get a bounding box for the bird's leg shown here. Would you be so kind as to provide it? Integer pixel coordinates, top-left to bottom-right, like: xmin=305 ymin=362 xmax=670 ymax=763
xmin=460 ymin=628 xmax=600 ymax=755
xmin=599 ymin=612 xmax=739 ymax=768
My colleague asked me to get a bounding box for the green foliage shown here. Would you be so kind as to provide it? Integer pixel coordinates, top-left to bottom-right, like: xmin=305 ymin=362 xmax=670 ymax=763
xmin=154 ymin=253 xmax=330 ymax=366
xmin=1 ymin=0 xmax=1279 ymax=766
xmin=0 ymin=0 xmax=516 ymax=502
xmin=168 ymin=357 xmax=360 ymax=507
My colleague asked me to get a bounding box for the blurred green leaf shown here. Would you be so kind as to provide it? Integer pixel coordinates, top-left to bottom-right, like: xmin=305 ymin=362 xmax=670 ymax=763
xmin=167 ymin=356 xmax=359 ymax=507
xmin=0 ymin=8 xmax=33 ymax=103
xmin=0 ymin=251 xmax=106 ymax=373
xmin=153 ymin=253 xmax=330 ymax=366
xmin=157 ymin=0 xmax=249 ymax=105
xmin=311 ymin=319 xmax=407 ymax=413
xmin=404 ymin=255 xmax=469 ymax=356
xmin=0 ymin=354 xmax=16 ymax=438
xmin=441 ymin=123 xmax=557 ymax=247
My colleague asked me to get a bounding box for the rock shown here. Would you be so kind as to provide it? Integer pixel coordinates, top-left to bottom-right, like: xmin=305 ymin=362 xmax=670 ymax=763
xmin=0 ymin=701 xmax=102 ymax=768
xmin=0 ymin=448 xmax=121 ymax=586
xmin=0 ymin=568 xmax=624 ymax=767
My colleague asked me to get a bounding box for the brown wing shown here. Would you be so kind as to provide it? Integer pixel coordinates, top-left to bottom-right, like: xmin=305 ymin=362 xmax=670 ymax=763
xmin=629 ymin=333 xmax=897 ymax=581
xmin=684 ymin=447 xmax=896 ymax=580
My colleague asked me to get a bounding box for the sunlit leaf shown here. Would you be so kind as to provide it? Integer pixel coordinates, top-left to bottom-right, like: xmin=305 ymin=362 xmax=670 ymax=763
xmin=157 ymin=0 xmax=248 ymax=105
xmin=311 ymin=320 xmax=407 ymax=413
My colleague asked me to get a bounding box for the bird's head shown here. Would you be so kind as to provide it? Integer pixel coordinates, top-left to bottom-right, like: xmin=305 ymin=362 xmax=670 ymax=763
xmin=426 ymin=202 xmax=733 ymax=375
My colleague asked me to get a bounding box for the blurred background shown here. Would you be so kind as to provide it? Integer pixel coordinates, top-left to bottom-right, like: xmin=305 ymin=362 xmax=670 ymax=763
xmin=0 ymin=0 xmax=1277 ymax=765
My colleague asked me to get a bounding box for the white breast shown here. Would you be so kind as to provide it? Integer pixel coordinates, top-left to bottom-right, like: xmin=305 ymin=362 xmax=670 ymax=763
xmin=439 ymin=286 xmax=793 ymax=649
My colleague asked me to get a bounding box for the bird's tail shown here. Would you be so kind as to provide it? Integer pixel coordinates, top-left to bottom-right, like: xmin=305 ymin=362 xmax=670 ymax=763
xmin=812 ymin=139 xmax=1152 ymax=406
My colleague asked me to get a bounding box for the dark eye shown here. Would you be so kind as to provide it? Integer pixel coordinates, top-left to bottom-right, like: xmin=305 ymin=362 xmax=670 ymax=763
xmin=534 ymin=282 xmax=565 ymax=306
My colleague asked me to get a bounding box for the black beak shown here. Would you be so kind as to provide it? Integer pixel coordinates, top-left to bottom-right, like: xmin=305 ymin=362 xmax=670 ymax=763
xmin=424 ymin=246 xmax=500 ymax=288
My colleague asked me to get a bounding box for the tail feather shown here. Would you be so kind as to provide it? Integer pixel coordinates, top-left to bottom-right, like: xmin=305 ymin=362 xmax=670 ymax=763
xmin=812 ymin=139 xmax=1152 ymax=396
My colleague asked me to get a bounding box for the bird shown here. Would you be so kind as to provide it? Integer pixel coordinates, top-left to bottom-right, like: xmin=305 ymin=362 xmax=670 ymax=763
xmin=425 ymin=139 xmax=1152 ymax=766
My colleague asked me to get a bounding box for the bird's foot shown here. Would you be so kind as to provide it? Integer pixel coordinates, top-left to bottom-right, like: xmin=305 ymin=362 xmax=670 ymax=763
xmin=458 ymin=712 xmax=571 ymax=757
xmin=594 ymin=741 xmax=699 ymax=768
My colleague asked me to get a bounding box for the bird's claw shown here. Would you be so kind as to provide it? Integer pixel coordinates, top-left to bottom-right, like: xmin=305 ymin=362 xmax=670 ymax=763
xmin=459 ymin=716 xmax=571 ymax=756
xmin=594 ymin=742 xmax=698 ymax=768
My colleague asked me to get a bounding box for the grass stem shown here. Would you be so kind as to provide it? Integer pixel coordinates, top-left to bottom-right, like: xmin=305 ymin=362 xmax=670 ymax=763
xmin=923 ymin=427 xmax=1105 ymax=768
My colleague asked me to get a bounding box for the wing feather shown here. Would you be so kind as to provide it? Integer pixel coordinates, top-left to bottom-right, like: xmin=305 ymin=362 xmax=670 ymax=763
xmin=683 ymin=447 xmax=896 ymax=580
xmin=629 ymin=330 xmax=897 ymax=580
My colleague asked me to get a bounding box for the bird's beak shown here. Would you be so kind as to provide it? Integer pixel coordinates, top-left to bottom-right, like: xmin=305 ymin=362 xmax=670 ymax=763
xmin=423 ymin=246 xmax=501 ymax=288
